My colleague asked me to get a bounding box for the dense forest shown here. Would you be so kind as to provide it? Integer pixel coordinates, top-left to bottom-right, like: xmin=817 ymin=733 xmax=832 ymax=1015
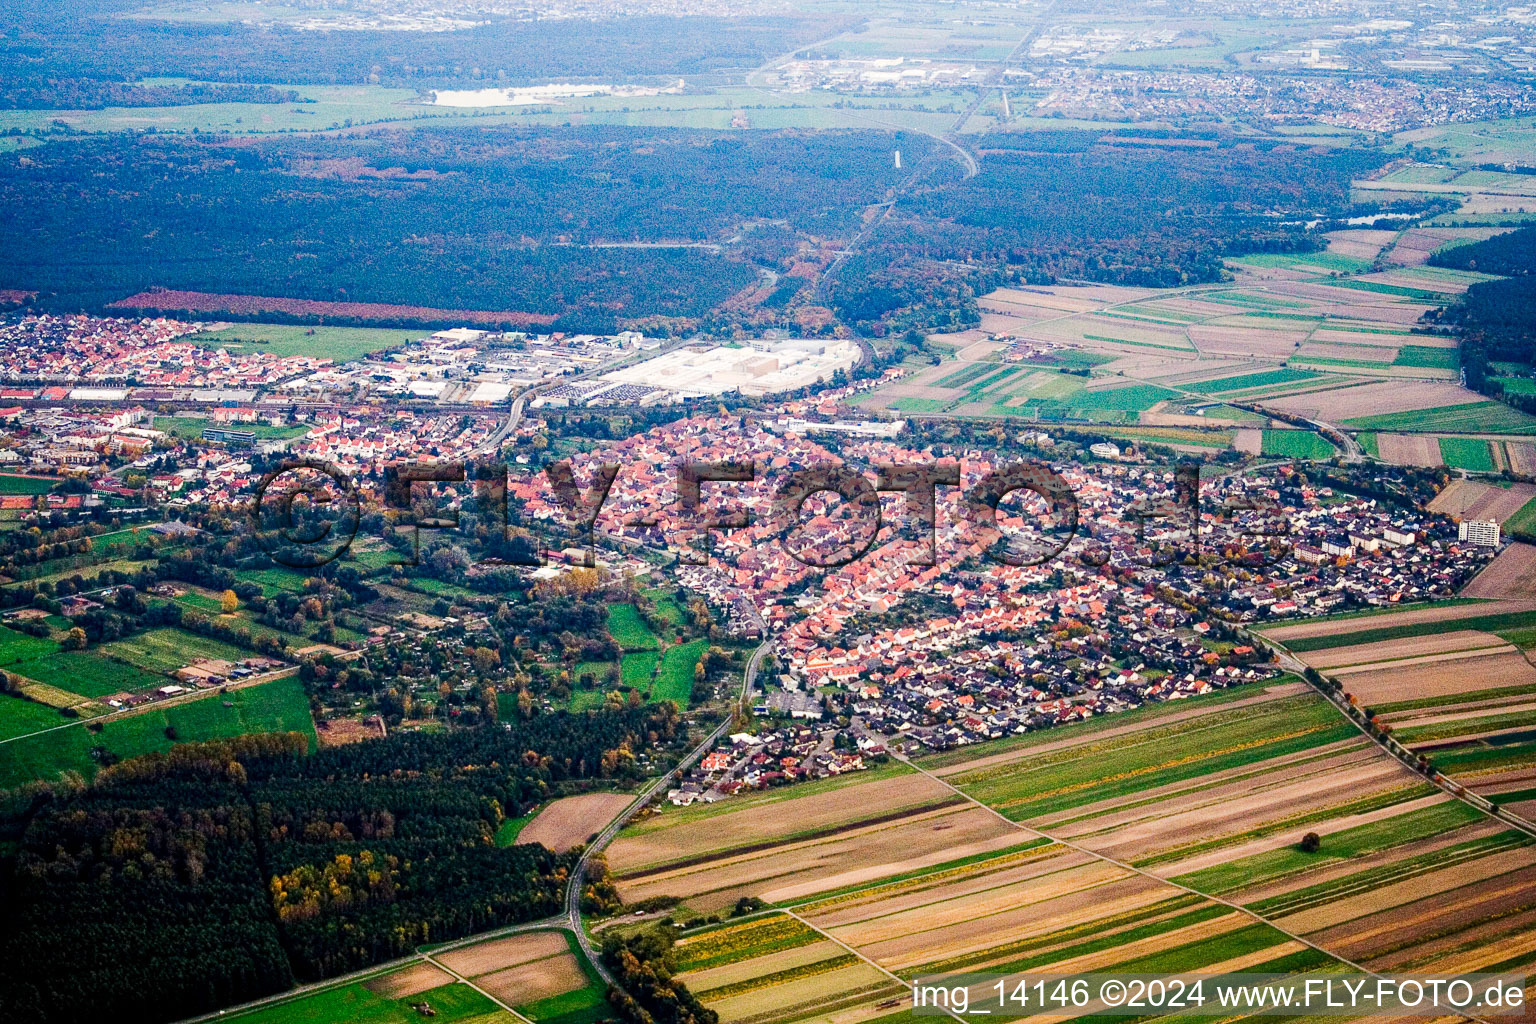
xmin=0 ymin=79 xmax=302 ymax=109
xmin=1 ymin=1 xmax=848 ymax=88
xmin=0 ymin=127 xmax=930 ymax=320
xmin=831 ymin=135 xmax=1388 ymax=333
xmin=1430 ymin=226 xmax=1536 ymax=399
xmin=0 ymin=127 xmax=1388 ymax=334
xmin=0 ymin=704 xmax=682 ymax=1023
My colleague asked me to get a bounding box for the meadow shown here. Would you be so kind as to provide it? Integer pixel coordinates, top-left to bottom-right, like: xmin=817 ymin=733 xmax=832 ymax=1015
xmin=1261 ymin=429 xmax=1336 ymax=459
xmin=98 ymin=627 xmax=261 ymax=672
xmin=606 ymin=603 xmax=658 ymax=651
xmin=181 ymin=322 xmax=423 ymax=360
xmin=651 ymin=639 xmax=707 ymax=706
xmin=0 ymin=675 xmax=314 ymax=789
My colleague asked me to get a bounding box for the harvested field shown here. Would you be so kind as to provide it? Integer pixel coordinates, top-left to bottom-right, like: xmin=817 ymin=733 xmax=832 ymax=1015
xmin=706 ymin=962 xmax=896 ymax=1024
xmin=1465 ymin=544 xmax=1536 ymax=601
xmin=107 ymin=288 xmax=555 ymax=326
xmin=1234 ymin=428 xmax=1263 ymax=454
xmin=1264 ymin=380 xmax=1480 ymax=421
xmin=1327 ymin=229 xmax=1398 ymax=261
xmin=1508 ymin=443 xmax=1536 ymax=477
xmin=437 ymin=931 xmax=571 ymax=977
xmin=1302 ymin=630 xmax=1512 ymax=670
xmin=1262 ymin=602 xmax=1536 ymax=644
xmin=608 ymin=769 xmax=958 ymax=875
xmin=314 ymin=715 xmax=384 ymax=747
xmin=519 ymin=792 xmax=633 ymax=853
xmin=364 ymin=962 xmax=454 ymax=998
xmin=475 ymin=953 xmax=588 ymax=1006
xmin=617 ymin=804 xmax=1021 ymax=912
xmin=1376 ymin=432 xmax=1444 ymax=465
xmin=1335 ymin=650 xmax=1536 ymax=704
xmin=1429 ymin=480 xmax=1536 ymax=523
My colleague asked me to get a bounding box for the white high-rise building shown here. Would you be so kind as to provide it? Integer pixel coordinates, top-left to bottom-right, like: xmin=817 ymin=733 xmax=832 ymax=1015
xmin=1459 ymin=519 xmax=1501 ymax=547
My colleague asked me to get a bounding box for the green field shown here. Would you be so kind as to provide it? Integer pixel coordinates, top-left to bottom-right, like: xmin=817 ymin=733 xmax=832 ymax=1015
xmin=0 ymin=474 xmax=57 ymax=495
xmin=1504 ymin=497 xmax=1536 ymax=539
xmin=651 ymin=639 xmax=707 ymax=707
xmin=606 ymin=603 xmax=658 ymax=651
xmin=1261 ymin=430 xmax=1336 ymax=459
xmin=1393 ymin=345 xmax=1460 ymax=370
xmin=1494 ymin=376 xmax=1536 ymax=396
xmin=1170 ymin=800 xmax=1486 ymax=895
xmin=98 ymin=627 xmax=260 ymax=672
xmin=182 ymin=322 xmax=422 ymax=361
xmin=1439 ymin=437 xmax=1496 ymax=472
xmin=1186 ymin=368 xmax=1318 ymax=395
xmin=620 ymin=651 xmax=659 ymax=689
xmin=11 ymin=650 xmax=164 ymax=698
xmin=0 ymin=625 xmax=59 ymax=665
xmin=643 ymin=588 xmax=687 ymax=628
xmin=1228 ymin=251 xmax=1374 ymax=275
xmin=224 ymin=977 xmax=514 ymax=1024
xmin=0 ymin=675 xmax=314 ymax=788
xmin=154 ymin=416 xmax=309 ymax=441
xmin=1341 ymin=401 xmax=1536 ymax=434
xmin=0 ymin=692 xmax=73 ymax=741
xmin=950 ymin=693 xmax=1355 ymax=821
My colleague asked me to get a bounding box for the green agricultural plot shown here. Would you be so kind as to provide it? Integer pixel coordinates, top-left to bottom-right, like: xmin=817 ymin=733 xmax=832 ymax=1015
xmin=1261 ymin=430 xmax=1336 ymax=459
xmin=935 ymin=362 xmax=998 ymax=388
xmin=1494 ymin=376 xmax=1536 ymax=395
xmin=1357 ymin=432 xmax=1380 ymax=457
xmin=1169 ymin=799 xmax=1480 ymax=895
xmin=0 ymin=474 xmax=57 ymax=495
xmin=651 ymin=639 xmax=707 ymax=707
xmin=1331 ymin=279 xmax=1451 ymax=302
xmin=182 ymin=322 xmax=423 ymax=361
xmin=607 ymin=603 xmax=658 ymax=651
xmin=98 ymin=627 xmax=259 ymax=672
xmin=1229 ymin=251 xmax=1373 ymax=274
xmin=1186 ymin=368 xmax=1319 ymax=395
xmin=154 ymin=416 xmax=309 ymax=441
xmin=0 ymin=692 xmax=73 ymax=741
xmin=1439 ymin=437 xmax=1496 ymax=472
xmin=11 ymin=650 xmax=164 ymax=698
xmin=0 ymin=676 xmax=314 ymax=789
xmin=223 ymin=977 xmax=514 ymax=1024
xmin=950 ymin=693 xmax=1354 ymax=821
xmin=0 ymin=625 xmax=59 ymax=666
xmin=1393 ymin=345 xmax=1459 ymax=370
xmin=1342 ymin=401 xmax=1536 ymax=434
xmin=1504 ymin=497 xmax=1536 ymax=539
